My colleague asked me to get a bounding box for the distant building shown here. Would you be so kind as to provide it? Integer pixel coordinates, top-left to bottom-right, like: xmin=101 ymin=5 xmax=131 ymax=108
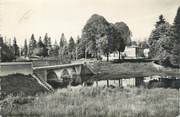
xmin=144 ymin=48 xmax=150 ymax=58
xmin=100 ymin=46 xmax=149 ymax=61
xmin=124 ymin=46 xmax=145 ymax=59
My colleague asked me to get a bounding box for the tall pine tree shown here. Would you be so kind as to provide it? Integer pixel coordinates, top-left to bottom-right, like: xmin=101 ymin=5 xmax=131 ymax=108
xmin=29 ymin=34 xmax=37 ymax=56
xmin=68 ymin=37 xmax=75 ymax=52
xmin=13 ymin=37 xmax=19 ymax=56
xmin=174 ymin=7 xmax=180 ymax=39
xmin=23 ymin=39 xmax=28 ymax=57
xmin=43 ymin=33 xmax=49 ymax=47
xmin=59 ymin=33 xmax=67 ymax=48
xmin=68 ymin=37 xmax=76 ymax=59
xmin=155 ymin=15 xmax=166 ymax=28
xmin=170 ymin=6 xmax=180 ymax=66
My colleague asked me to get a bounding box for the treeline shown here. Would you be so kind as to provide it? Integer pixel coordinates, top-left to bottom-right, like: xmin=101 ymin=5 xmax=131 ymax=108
xmin=23 ymin=33 xmax=76 ymax=60
xmin=0 ymin=36 xmax=19 ymax=62
xmin=148 ymin=6 xmax=180 ymax=67
xmin=0 ymin=33 xmax=77 ymax=62
xmin=0 ymin=14 xmax=132 ymax=62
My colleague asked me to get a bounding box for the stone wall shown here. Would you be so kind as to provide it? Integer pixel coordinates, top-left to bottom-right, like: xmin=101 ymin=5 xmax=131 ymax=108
xmin=0 ymin=62 xmax=33 ymax=76
xmin=33 ymin=69 xmax=47 ymax=81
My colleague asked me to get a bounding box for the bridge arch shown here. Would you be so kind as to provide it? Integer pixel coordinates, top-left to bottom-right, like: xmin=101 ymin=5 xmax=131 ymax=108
xmin=47 ymin=71 xmax=58 ymax=81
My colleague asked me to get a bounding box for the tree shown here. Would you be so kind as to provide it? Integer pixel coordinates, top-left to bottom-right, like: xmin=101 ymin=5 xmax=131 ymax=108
xmin=47 ymin=37 xmax=52 ymax=56
xmin=131 ymin=41 xmax=137 ymax=46
xmin=42 ymin=33 xmax=51 ymax=56
xmin=76 ymin=35 xmax=81 ymax=44
xmin=59 ymin=33 xmax=68 ymax=58
xmin=50 ymin=40 xmax=59 ymax=56
xmin=0 ymin=36 xmax=15 ymax=62
xmin=113 ymin=22 xmax=131 ymax=59
xmin=23 ymin=39 xmax=28 ymax=57
xmin=68 ymin=37 xmax=76 ymax=59
xmin=138 ymin=40 xmax=149 ymax=49
xmin=47 ymin=37 xmax=52 ymax=48
xmin=37 ymin=36 xmax=44 ymax=48
xmin=76 ymin=36 xmax=86 ymax=59
xmin=68 ymin=37 xmax=75 ymax=52
xmin=148 ymin=14 xmax=170 ymax=59
xmin=12 ymin=37 xmax=19 ymax=56
xmin=43 ymin=33 xmax=49 ymax=47
xmin=148 ymin=9 xmax=180 ymax=67
xmin=0 ymin=36 xmax=3 ymax=46
xmin=168 ymin=6 xmax=180 ymax=66
xmin=59 ymin=33 xmax=67 ymax=48
xmin=97 ymin=36 xmax=111 ymax=61
xmin=82 ymin=14 xmax=111 ymax=58
xmin=81 ymin=14 xmax=132 ymax=60
xmin=155 ymin=15 xmax=166 ymax=28
xmin=33 ymin=36 xmax=48 ymax=57
xmin=174 ymin=6 xmax=180 ymax=38
xmin=149 ymin=15 xmax=167 ymax=44
xmin=29 ymin=34 xmax=37 ymax=56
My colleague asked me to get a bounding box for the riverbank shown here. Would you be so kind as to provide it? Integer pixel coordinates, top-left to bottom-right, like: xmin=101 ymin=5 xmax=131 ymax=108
xmin=0 ymin=74 xmax=50 ymax=99
xmin=90 ymin=62 xmax=180 ymax=80
xmin=1 ymin=87 xmax=178 ymax=117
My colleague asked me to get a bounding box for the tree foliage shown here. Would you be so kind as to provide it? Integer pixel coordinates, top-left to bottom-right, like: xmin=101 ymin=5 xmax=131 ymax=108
xmin=23 ymin=39 xmax=28 ymax=57
xmin=34 ymin=36 xmax=48 ymax=57
xmin=113 ymin=22 xmax=131 ymax=59
xmin=0 ymin=36 xmax=15 ymax=62
xmin=148 ymin=7 xmax=180 ymax=67
xmin=29 ymin=34 xmax=37 ymax=56
xmin=12 ymin=37 xmax=19 ymax=56
xmin=155 ymin=15 xmax=166 ymax=28
xmin=68 ymin=37 xmax=76 ymax=59
xmin=81 ymin=14 xmax=131 ymax=60
xmin=50 ymin=40 xmax=59 ymax=56
xmin=59 ymin=33 xmax=67 ymax=48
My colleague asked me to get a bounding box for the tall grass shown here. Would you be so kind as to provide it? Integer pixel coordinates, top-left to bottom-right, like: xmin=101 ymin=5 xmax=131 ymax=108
xmin=1 ymin=87 xmax=178 ymax=117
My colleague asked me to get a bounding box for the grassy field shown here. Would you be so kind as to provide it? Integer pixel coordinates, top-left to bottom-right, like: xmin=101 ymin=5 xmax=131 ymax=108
xmin=91 ymin=62 xmax=180 ymax=80
xmin=1 ymin=87 xmax=179 ymax=117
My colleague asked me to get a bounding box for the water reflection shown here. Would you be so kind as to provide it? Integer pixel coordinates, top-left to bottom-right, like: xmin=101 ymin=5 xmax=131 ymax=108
xmin=48 ymin=75 xmax=180 ymax=89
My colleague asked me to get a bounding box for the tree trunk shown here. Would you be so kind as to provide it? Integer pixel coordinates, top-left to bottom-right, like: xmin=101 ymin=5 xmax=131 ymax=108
xmin=107 ymin=53 xmax=109 ymax=62
xmin=118 ymin=50 xmax=121 ymax=60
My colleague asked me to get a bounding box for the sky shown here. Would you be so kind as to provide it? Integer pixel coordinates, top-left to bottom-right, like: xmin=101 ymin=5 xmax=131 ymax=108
xmin=1 ymin=0 xmax=180 ymax=46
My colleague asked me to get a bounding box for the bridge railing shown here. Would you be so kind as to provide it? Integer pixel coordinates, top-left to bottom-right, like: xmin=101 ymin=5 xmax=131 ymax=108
xmin=32 ymin=59 xmax=62 ymax=67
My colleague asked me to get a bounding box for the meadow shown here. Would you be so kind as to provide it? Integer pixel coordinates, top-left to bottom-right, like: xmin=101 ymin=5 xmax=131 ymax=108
xmin=1 ymin=87 xmax=179 ymax=117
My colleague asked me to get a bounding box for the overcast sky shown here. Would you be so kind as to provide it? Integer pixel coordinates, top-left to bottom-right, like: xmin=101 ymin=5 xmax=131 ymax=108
xmin=1 ymin=0 xmax=180 ymax=46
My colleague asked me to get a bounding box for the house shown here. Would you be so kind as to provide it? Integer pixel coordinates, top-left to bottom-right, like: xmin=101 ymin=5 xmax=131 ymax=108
xmin=123 ymin=46 xmax=145 ymax=59
xmin=100 ymin=46 xmax=149 ymax=61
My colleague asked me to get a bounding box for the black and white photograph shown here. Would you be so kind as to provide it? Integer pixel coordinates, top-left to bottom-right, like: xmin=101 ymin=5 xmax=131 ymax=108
xmin=0 ymin=0 xmax=180 ymax=116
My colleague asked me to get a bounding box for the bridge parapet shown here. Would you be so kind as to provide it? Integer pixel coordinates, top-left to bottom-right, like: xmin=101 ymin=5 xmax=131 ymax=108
xmin=33 ymin=63 xmax=83 ymax=70
xmin=0 ymin=62 xmax=33 ymax=76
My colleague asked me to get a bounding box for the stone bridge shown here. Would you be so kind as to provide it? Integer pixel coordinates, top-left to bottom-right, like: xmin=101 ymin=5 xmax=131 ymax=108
xmin=33 ymin=63 xmax=95 ymax=82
